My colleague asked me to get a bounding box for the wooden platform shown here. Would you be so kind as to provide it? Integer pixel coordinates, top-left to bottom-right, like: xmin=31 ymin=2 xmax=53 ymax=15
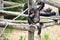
xmin=0 ymin=27 xmax=4 ymax=36
xmin=50 ymin=16 xmax=60 ymax=20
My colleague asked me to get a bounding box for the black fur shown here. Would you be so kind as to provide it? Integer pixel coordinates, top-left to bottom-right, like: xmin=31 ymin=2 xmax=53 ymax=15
xmin=37 ymin=1 xmax=45 ymax=10
xmin=23 ymin=3 xmax=28 ymax=14
xmin=23 ymin=2 xmax=45 ymax=36
xmin=28 ymin=8 xmax=41 ymax=36
xmin=40 ymin=8 xmax=56 ymax=17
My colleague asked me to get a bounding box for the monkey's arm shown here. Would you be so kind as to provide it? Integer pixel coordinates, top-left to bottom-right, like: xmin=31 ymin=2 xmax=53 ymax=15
xmin=28 ymin=17 xmax=34 ymax=24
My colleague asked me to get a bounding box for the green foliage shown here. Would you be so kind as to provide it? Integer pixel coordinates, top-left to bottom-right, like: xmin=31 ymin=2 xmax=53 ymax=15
xmin=3 ymin=37 xmax=9 ymax=40
xmin=4 ymin=7 xmax=22 ymax=12
xmin=19 ymin=35 xmax=26 ymax=40
xmin=16 ymin=16 xmax=27 ymax=20
xmin=42 ymin=33 xmax=50 ymax=40
xmin=0 ymin=37 xmax=9 ymax=40
xmin=4 ymin=0 xmax=26 ymax=3
xmin=4 ymin=28 xmax=13 ymax=33
xmin=4 ymin=15 xmax=15 ymax=19
xmin=40 ymin=17 xmax=50 ymax=22
xmin=19 ymin=0 xmax=26 ymax=3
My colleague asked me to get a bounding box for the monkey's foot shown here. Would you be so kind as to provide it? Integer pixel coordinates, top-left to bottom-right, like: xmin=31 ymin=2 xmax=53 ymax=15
xmin=30 ymin=24 xmax=36 ymax=29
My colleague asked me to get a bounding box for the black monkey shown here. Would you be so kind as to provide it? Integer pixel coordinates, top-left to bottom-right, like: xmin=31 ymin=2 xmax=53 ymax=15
xmin=23 ymin=1 xmax=45 ymax=14
xmin=40 ymin=8 xmax=56 ymax=17
xmin=23 ymin=4 xmax=42 ymax=36
xmin=28 ymin=7 xmax=41 ymax=37
xmin=23 ymin=3 xmax=28 ymax=14
xmin=23 ymin=2 xmax=45 ymax=36
xmin=36 ymin=2 xmax=56 ymax=17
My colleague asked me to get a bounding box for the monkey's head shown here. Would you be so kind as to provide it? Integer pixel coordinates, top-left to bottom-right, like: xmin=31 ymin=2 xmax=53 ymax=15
xmin=37 ymin=1 xmax=45 ymax=10
xmin=23 ymin=3 xmax=28 ymax=11
xmin=45 ymin=8 xmax=52 ymax=12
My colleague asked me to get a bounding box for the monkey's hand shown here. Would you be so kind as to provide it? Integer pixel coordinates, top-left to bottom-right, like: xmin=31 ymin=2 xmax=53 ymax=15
xmin=30 ymin=13 xmax=34 ymax=17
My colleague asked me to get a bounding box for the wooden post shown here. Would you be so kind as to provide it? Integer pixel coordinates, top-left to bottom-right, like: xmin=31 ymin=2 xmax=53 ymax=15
xmin=28 ymin=31 xmax=34 ymax=40
xmin=0 ymin=0 xmax=3 ymax=10
xmin=0 ymin=0 xmax=4 ymax=37
xmin=0 ymin=0 xmax=4 ymax=19
xmin=27 ymin=0 xmax=35 ymax=40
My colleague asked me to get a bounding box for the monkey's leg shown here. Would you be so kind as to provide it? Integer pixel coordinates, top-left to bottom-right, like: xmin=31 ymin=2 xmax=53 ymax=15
xmin=36 ymin=23 xmax=42 ymax=37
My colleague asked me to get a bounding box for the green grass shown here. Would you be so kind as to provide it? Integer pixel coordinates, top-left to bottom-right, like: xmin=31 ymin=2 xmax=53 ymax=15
xmin=4 ymin=28 xmax=13 ymax=33
xmin=3 ymin=37 xmax=9 ymax=40
xmin=42 ymin=33 xmax=50 ymax=40
xmin=40 ymin=18 xmax=49 ymax=22
xmin=19 ymin=35 xmax=26 ymax=40
xmin=16 ymin=16 xmax=28 ymax=20
xmin=0 ymin=37 xmax=9 ymax=40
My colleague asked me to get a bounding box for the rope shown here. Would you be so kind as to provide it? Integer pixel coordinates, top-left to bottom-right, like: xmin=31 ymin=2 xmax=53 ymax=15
xmin=0 ymin=8 xmax=28 ymax=36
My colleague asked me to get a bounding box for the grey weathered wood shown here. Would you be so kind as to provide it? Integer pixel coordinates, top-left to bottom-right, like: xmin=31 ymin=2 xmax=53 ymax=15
xmin=27 ymin=0 xmax=35 ymax=40
xmin=39 ymin=0 xmax=60 ymax=8
xmin=50 ymin=16 xmax=60 ymax=20
xmin=0 ymin=21 xmax=36 ymax=31
xmin=3 ymin=1 xmax=24 ymax=8
xmin=0 ymin=18 xmax=53 ymax=23
xmin=0 ymin=0 xmax=3 ymax=10
xmin=0 ymin=0 xmax=4 ymax=36
xmin=28 ymin=31 xmax=34 ymax=40
xmin=0 ymin=18 xmax=28 ymax=23
xmin=0 ymin=10 xmax=28 ymax=16
xmin=4 ymin=0 xmax=60 ymax=8
xmin=0 ymin=20 xmax=55 ymax=29
xmin=0 ymin=0 xmax=4 ymax=19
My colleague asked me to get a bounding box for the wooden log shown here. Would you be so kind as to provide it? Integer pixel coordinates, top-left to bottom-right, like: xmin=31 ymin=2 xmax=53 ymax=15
xmin=3 ymin=1 xmax=24 ymax=8
xmin=0 ymin=0 xmax=4 ymax=36
xmin=0 ymin=0 xmax=4 ymax=19
xmin=0 ymin=18 xmax=27 ymax=23
xmin=4 ymin=0 xmax=60 ymax=8
xmin=0 ymin=21 xmax=36 ymax=31
xmin=0 ymin=20 xmax=55 ymax=29
xmin=39 ymin=0 xmax=60 ymax=8
xmin=0 ymin=10 xmax=28 ymax=16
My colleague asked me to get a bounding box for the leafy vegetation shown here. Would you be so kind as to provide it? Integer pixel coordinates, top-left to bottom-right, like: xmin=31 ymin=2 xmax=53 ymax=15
xmin=4 ymin=7 xmax=22 ymax=12
xmin=4 ymin=28 xmax=13 ymax=33
xmin=4 ymin=0 xmax=26 ymax=3
xmin=0 ymin=37 xmax=9 ymax=40
xmin=3 ymin=37 xmax=9 ymax=40
xmin=42 ymin=33 xmax=50 ymax=40
xmin=16 ymin=16 xmax=28 ymax=20
xmin=19 ymin=35 xmax=26 ymax=40
xmin=40 ymin=17 xmax=50 ymax=22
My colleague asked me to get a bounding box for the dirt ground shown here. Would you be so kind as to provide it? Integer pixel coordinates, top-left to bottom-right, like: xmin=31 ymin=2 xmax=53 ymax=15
xmin=2 ymin=25 xmax=60 ymax=40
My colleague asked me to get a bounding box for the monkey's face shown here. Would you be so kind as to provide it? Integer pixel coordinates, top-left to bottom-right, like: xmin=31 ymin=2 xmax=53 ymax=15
xmin=30 ymin=11 xmax=35 ymax=17
xmin=29 ymin=8 xmax=36 ymax=17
